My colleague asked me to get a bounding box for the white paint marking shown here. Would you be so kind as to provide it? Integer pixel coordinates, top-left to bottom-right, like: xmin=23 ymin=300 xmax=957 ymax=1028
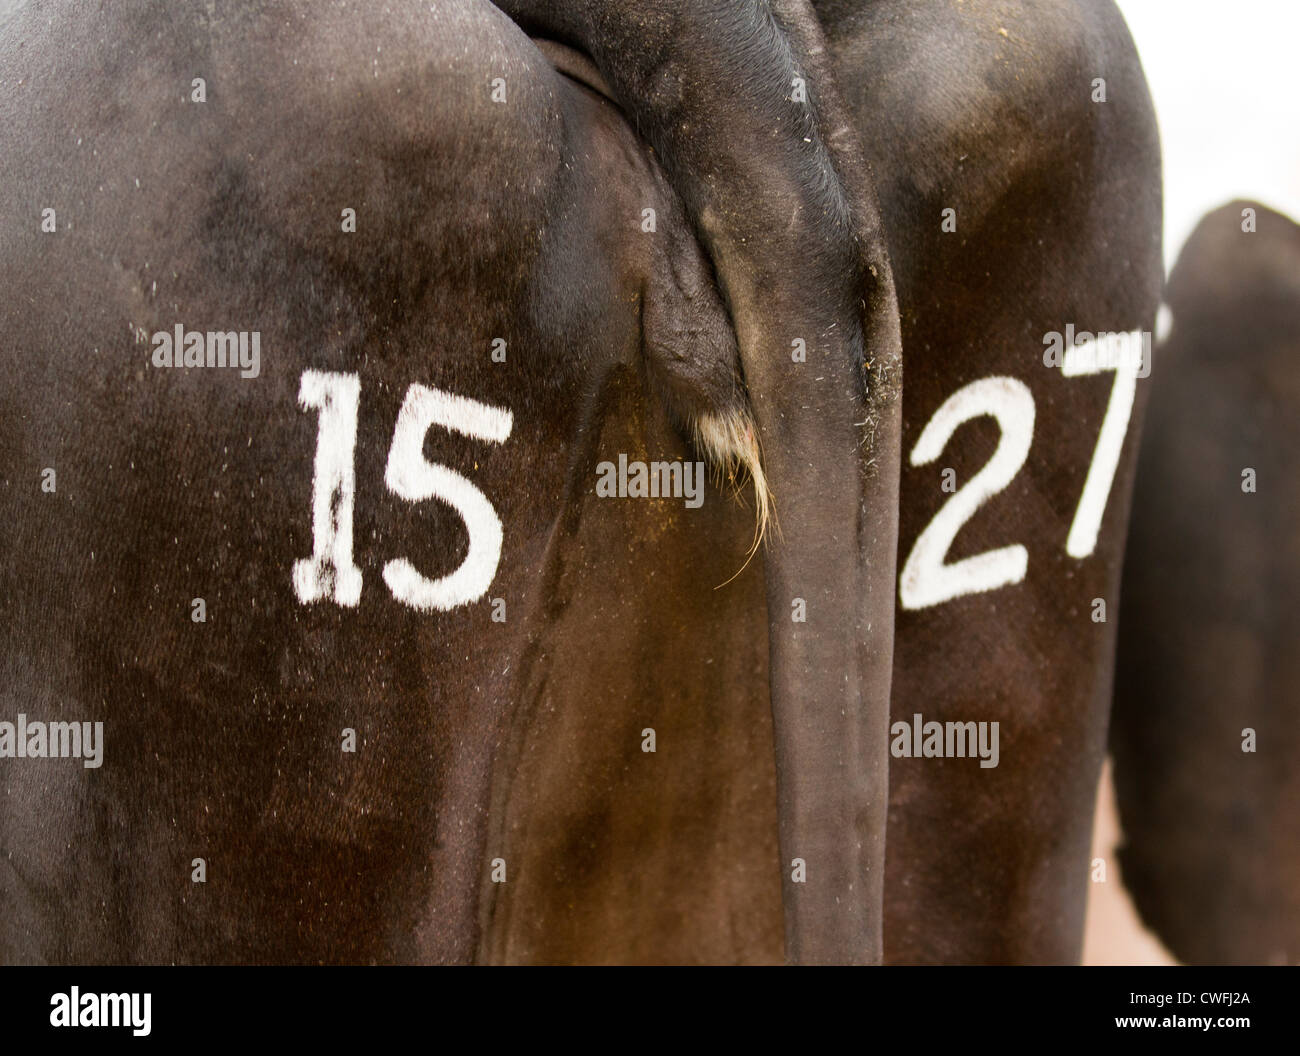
xmin=382 ymin=384 xmax=513 ymax=611
xmin=1156 ymin=303 xmax=1173 ymax=344
xmin=900 ymin=376 xmax=1036 ymax=610
xmin=1063 ymin=330 xmax=1142 ymax=559
xmin=293 ymin=370 xmax=363 ymax=606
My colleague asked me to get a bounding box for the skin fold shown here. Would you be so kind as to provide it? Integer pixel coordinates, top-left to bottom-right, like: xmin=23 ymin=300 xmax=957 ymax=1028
xmin=491 ymin=0 xmax=902 ymax=964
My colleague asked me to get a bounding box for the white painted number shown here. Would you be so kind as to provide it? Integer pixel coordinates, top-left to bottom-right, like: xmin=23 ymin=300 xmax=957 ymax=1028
xmin=293 ymin=370 xmax=363 ymax=606
xmin=294 ymin=370 xmax=513 ymax=611
xmin=900 ymin=329 xmax=1144 ymax=610
xmin=1062 ymin=331 xmax=1141 ymax=558
xmin=383 ymin=384 xmax=513 ymax=611
xmin=899 ymin=376 xmax=1036 ymax=610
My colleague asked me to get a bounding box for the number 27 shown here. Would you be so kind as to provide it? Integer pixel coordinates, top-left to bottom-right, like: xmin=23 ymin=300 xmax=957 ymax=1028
xmin=899 ymin=335 xmax=1140 ymax=610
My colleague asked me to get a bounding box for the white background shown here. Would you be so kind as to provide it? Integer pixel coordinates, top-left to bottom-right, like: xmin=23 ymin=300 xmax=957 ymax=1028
xmin=1115 ymin=0 xmax=1300 ymax=270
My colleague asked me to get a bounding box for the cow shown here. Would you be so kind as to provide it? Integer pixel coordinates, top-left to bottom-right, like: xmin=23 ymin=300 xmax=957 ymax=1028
xmin=0 ymin=0 xmax=1161 ymax=966
xmin=0 ymin=0 xmax=900 ymax=964
xmin=487 ymin=0 xmax=1164 ymax=963
xmin=1110 ymin=199 xmax=1300 ymax=966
